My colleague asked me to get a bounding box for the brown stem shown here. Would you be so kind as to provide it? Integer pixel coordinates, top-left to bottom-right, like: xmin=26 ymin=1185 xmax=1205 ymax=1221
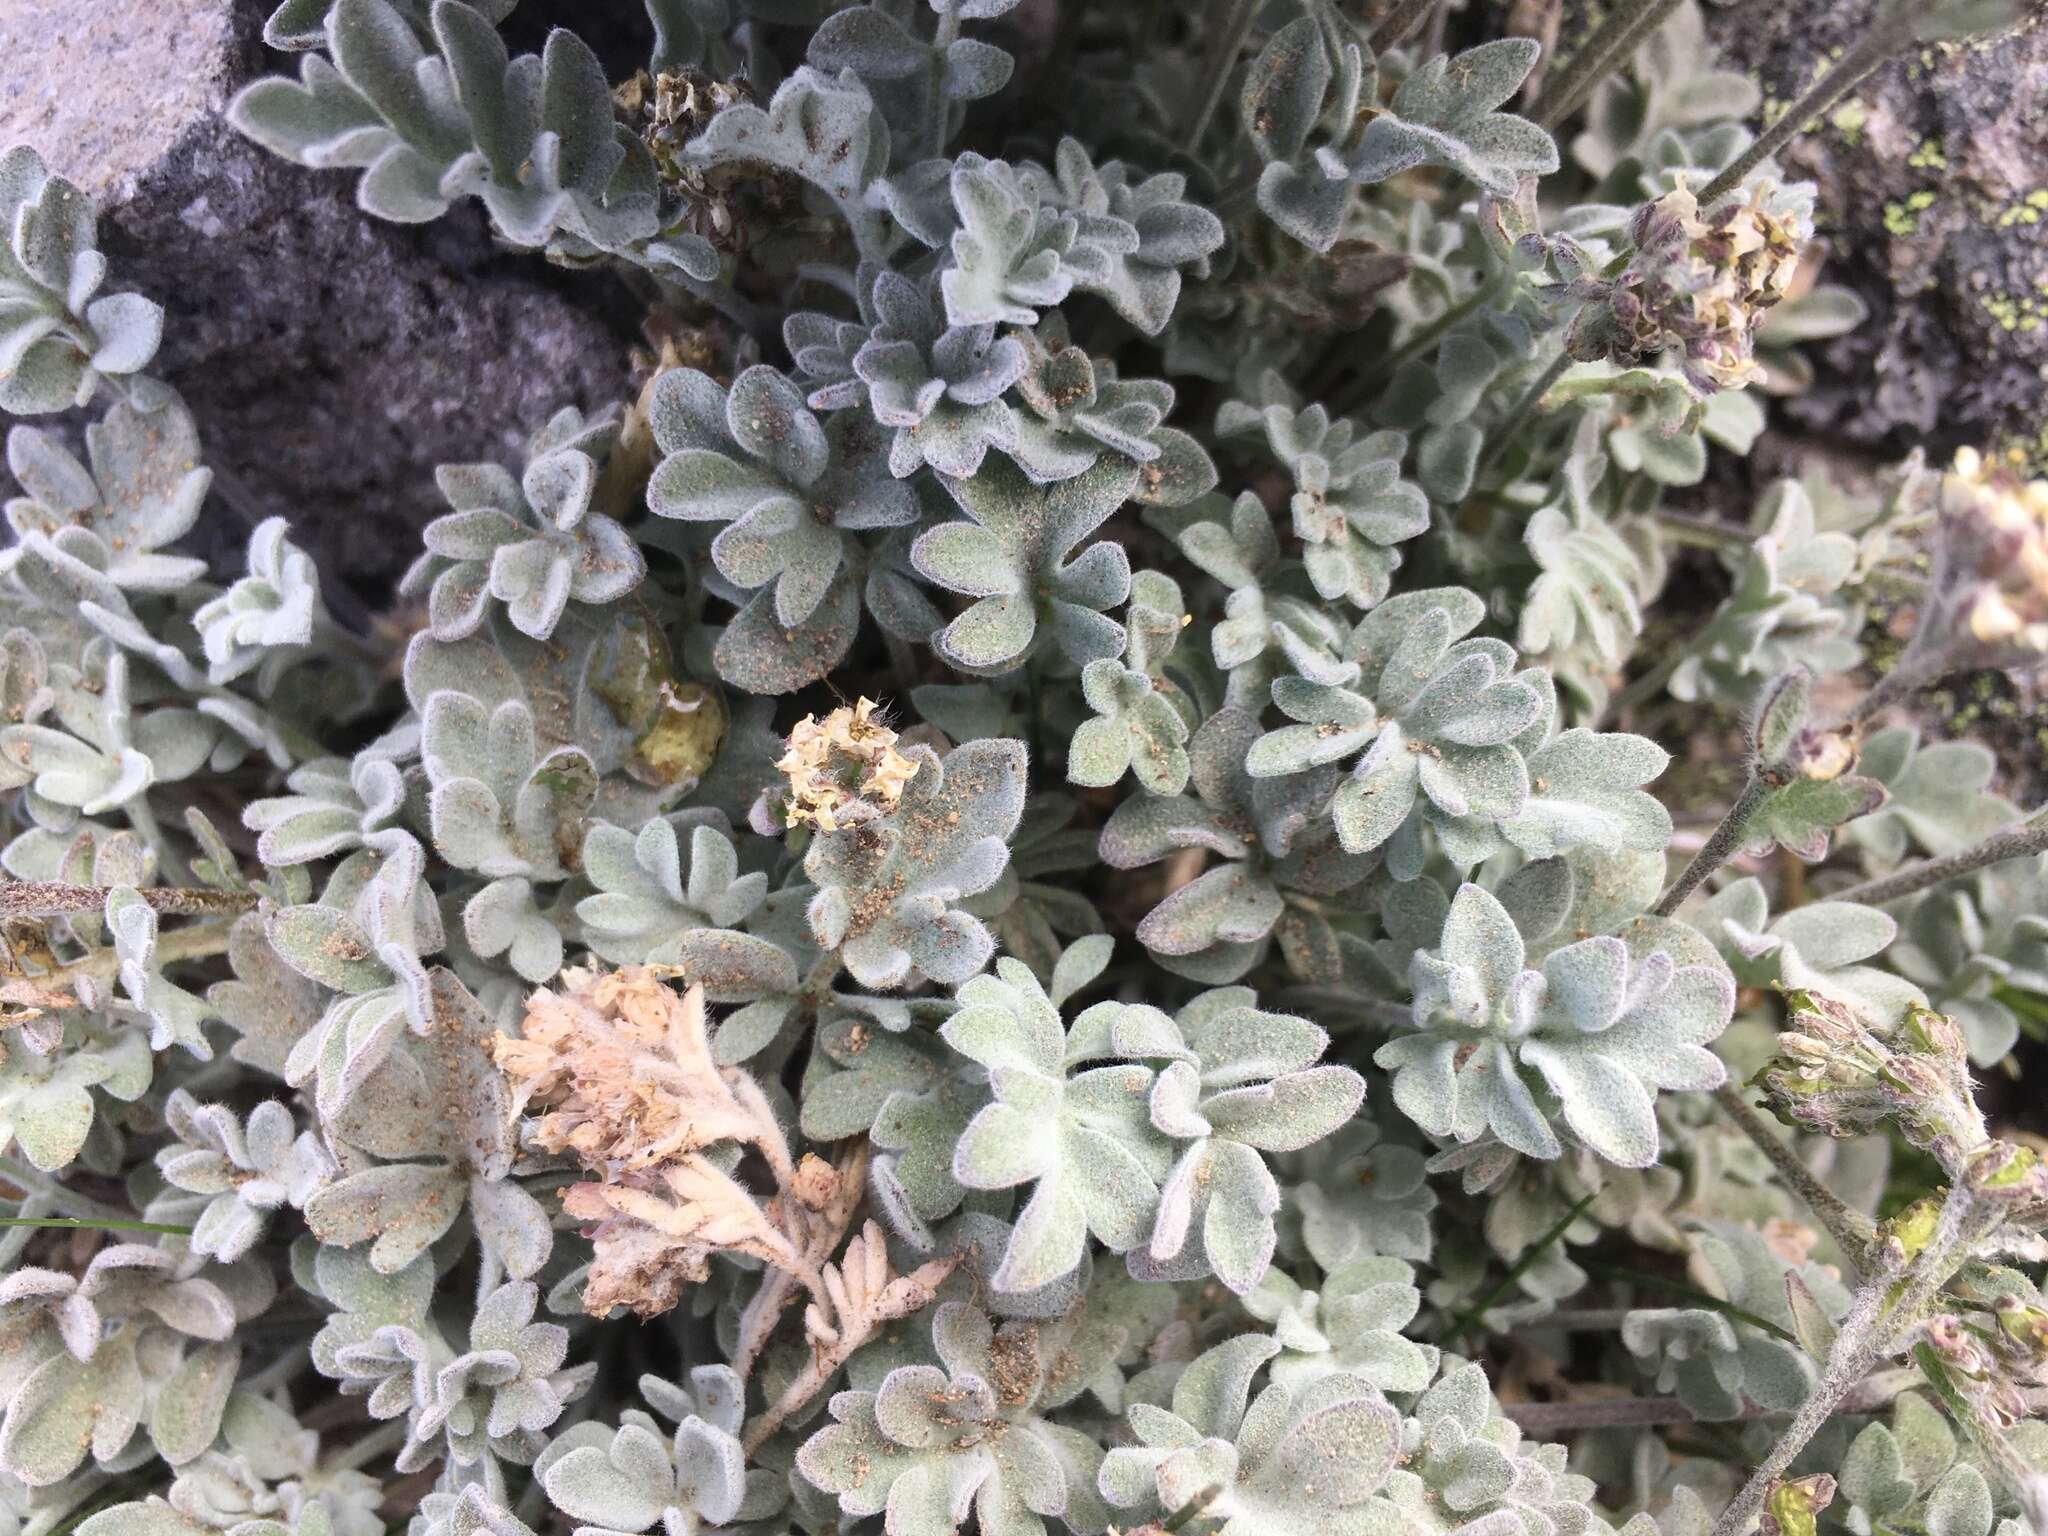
xmin=1502 ymin=1370 xmax=1914 ymax=1434
xmin=1504 ymin=1397 xmax=1697 ymax=1432
xmin=0 ymin=882 xmax=259 ymax=919
xmin=1182 ymin=0 xmax=1259 ymax=152
xmin=1830 ymin=813 xmax=2048 ymax=908
xmin=742 ymin=1222 xmax=956 ymax=1453
xmin=1914 ymin=1340 xmax=2044 ymax=1511
xmin=1844 ymin=651 xmax=1944 ymax=726
xmin=1475 ymin=352 xmax=1573 ymax=484
xmin=732 ymin=1141 xmax=871 ymax=1385
xmin=1368 ymin=0 xmax=1439 ymax=49
xmin=1534 ymin=0 xmax=1686 ymax=131
xmin=21 ymin=917 xmax=240 ymax=992
xmin=1652 ymin=509 xmax=1752 ymax=547
xmin=1711 ymin=1082 xmax=1877 ymax=1276
xmin=1708 ymin=1186 xmax=1997 ymax=1536
xmin=1650 ymin=772 xmax=1772 ymax=916
xmin=1709 ymin=1283 xmax=1888 ymax=1536
xmin=800 ymin=949 xmax=844 ymax=1000
xmin=1517 ymin=1307 xmax=1635 ymax=1333
xmin=1696 ymin=19 xmax=1907 ymax=206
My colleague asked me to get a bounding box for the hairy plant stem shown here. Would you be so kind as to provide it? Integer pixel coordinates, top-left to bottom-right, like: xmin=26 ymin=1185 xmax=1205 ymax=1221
xmin=800 ymin=949 xmax=843 ymax=1001
xmin=1446 ymin=1192 xmax=1596 ymax=1343
xmin=1652 ymin=509 xmax=1751 ymax=548
xmin=742 ymin=1350 xmax=838 ymax=1455
xmin=883 ymin=631 xmax=921 ymax=699
xmin=1368 ymin=0 xmax=1439 ymax=49
xmin=690 ymin=268 xmax=780 ymax=336
xmin=20 ymin=916 xmax=239 ymax=992
xmin=923 ymin=5 xmax=964 ymax=162
xmin=1529 ymin=0 xmax=1653 ymax=128
xmin=1506 ymin=1397 xmax=1698 ymax=1432
xmin=1696 ymin=17 xmax=1908 ymax=206
xmin=0 ymin=881 xmax=258 ymax=919
xmin=1708 ymin=1184 xmax=2001 ymax=1536
xmin=726 ymin=980 xmax=860 ymax=1384
xmin=1831 ymin=812 xmax=2048 ymax=907
xmin=1271 ymin=985 xmax=1413 ymax=1032
xmin=1328 ymin=274 xmax=1507 ymax=417
xmin=1534 ymin=0 xmax=1686 ymax=131
xmin=1709 ymin=1281 xmax=1890 ymax=1536
xmin=124 ymin=795 xmax=190 ymax=886
xmin=1845 ymin=650 xmax=1944 ymax=726
xmin=1711 ymin=1083 xmax=1877 ymax=1273
xmin=1912 ymin=1338 xmax=2044 ymax=1510
xmin=1602 ymin=647 xmax=1685 ymax=726
xmin=1520 ymin=1306 xmax=1635 ymax=1332
xmin=731 ymin=1138 xmax=871 ymax=1385
xmin=1183 ymin=0 xmax=1259 ymax=153
xmin=43 ymin=1468 xmax=168 ymax=1536
xmin=1503 ymin=1370 xmax=1916 ymax=1434
xmin=1650 ymin=772 xmax=1771 ymax=916
xmin=1475 ymin=352 xmax=1573 ymax=483
xmin=327 ymin=1420 xmax=408 ymax=1475
xmin=742 ymin=1224 xmax=957 ymax=1454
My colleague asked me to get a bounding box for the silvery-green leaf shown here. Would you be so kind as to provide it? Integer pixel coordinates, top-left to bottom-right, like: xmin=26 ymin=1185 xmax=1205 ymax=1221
xmin=918 ymin=454 xmax=1138 ymax=674
xmin=266 ymin=905 xmax=395 ymax=994
xmin=1384 ymin=884 xmax=1730 ymax=1165
xmin=1503 ymin=729 xmax=1671 ymax=859
xmin=941 ymin=956 xmax=1170 ymax=1291
xmin=1845 ymin=725 xmax=2018 ymax=868
xmin=304 ymin=1161 xmax=467 ymax=1273
xmin=1338 ymin=39 xmax=1555 ymax=201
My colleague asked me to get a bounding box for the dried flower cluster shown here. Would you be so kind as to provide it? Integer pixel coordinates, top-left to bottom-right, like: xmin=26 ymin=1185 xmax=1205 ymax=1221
xmin=1569 ymin=180 xmax=1811 ymax=392
xmin=1 ymin=4 xmax=2043 ymax=1536
xmin=774 ymin=698 xmax=920 ymax=830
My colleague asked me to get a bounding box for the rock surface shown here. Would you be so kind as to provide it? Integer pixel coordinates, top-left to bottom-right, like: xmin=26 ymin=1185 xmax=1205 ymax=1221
xmin=6 ymin=0 xmax=2043 ymax=618
xmin=0 ymin=0 xmax=636 ymax=614
xmin=1704 ymin=1 xmax=2048 ymax=465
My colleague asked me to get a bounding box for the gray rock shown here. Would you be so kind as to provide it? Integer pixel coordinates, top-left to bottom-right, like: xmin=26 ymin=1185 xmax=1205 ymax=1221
xmin=0 ymin=0 xmax=635 ymax=614
xmin=1702 ymin=1 xmax=2048 ymax=462
xmin=1509 ymin=0 xmax=2047 ymax=466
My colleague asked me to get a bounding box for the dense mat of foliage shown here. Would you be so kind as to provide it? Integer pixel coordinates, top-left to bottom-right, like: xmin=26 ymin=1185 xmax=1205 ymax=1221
xmin=2 ymin=2 xmax=2047 ymax=1536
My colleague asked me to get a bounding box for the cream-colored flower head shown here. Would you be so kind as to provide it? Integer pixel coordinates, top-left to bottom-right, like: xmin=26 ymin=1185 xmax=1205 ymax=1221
xmin=775 ymin=697 xmax=920 ymax=831
xmin=1575 ymin=176 xmax=1816 ymax=394
xmin=1646 ymin=178 xmax=1807 ymax=392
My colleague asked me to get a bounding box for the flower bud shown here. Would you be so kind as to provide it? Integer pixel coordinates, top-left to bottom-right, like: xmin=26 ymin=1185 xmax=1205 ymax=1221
xmin=1876 ymin=1054 xmax=1947 ymax=1102
xmin=1923 ymin=1314 xmax=2029 ymax=1425
xmin=1761 ymin=1474 xmax=1836 ymax=1536
xmin=1901 ymin=1004 xmax=1966 ymax=1063
xmin=1783 ymin=990 xmax=1865 ymax=1045
xmin=1966 ymin=1140 xmax=2048 ymax=1206
xmin=1765 ymin=995 xmax=1986 ymax=1165
xmin=1993 ymin=1293 xmax=2048 ymax=1363
xmin=1877 ymin=1195 xmax=1943 ymax=1267
xmin=1786 ymin=727 xmax=1857 ymax=784
xmin=1756 ymin=991 xmax=1893 ymax=1138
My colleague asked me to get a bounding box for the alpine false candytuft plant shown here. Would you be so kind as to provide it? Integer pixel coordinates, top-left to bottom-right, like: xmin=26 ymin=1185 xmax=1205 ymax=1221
xmin=3 ymin=2 xmax=2048 ymax=1536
